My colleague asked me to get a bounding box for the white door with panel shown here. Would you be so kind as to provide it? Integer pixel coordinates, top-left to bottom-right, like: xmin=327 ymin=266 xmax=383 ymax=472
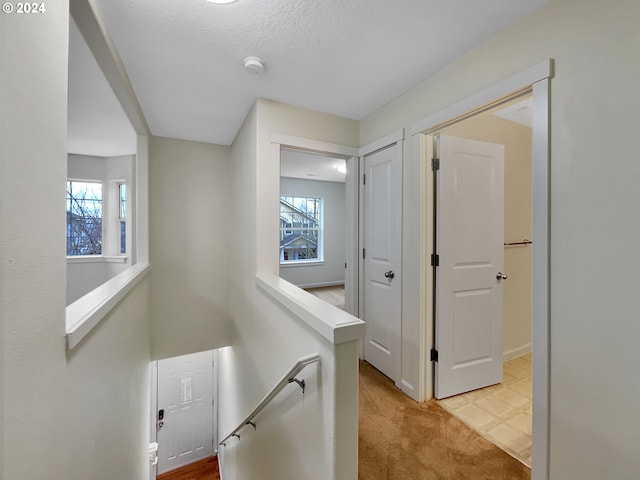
xmin=157 ymin=351 xmax=214 ymax=474
xmin=434 ymin=134 xmax=505 ymax=399
xmin=362 ymin=142 xmax=402 ymax=382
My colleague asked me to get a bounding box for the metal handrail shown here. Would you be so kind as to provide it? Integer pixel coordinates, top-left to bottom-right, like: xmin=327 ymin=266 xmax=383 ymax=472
xmin=219 ymin=352 xmax=320 ymax=447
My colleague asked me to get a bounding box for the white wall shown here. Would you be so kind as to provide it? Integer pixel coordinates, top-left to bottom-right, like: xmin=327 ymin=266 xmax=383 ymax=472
xmin=149 ymin=136 xmax=231 ymax=359
xmin=279 ymin=177 xmax=346 ymax=288
xmin=67 ymin=153 xmax=134 ymax=304
xmin=218 ymin=100 xmax=360 ymax=480
xmin=1 ymin=5 xmax=152 ymax=479
xmin=360 ymin=0 xmax=640 ymax=478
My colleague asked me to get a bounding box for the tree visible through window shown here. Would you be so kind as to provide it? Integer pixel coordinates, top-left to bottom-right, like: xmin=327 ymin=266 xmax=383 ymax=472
xmin=280 ymin=195 xmax=322 ymax=263
xmin=67 ymin=181 xmax=102 ymax=255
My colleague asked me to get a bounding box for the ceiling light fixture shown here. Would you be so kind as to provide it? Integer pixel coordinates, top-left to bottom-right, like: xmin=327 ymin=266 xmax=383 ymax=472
xmin=335 ymin=163 xmax=347 ymax=174
xmin=243 ymin=56 xmax=265 ymax=74
xmin=205 ymin=0 xmax=239 ymax=4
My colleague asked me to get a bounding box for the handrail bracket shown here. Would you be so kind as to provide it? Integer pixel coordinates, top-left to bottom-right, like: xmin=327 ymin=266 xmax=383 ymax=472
xmin=288 ymin=377 xmax=306 ymax=393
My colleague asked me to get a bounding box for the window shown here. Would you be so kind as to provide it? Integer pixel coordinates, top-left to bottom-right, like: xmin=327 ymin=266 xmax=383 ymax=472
xmin=280 ymin=195 xmax=322 ymax=263
xmin=67 ymin=180 xmax=103 ymax=255
xmin=119 ymin=183 xmax=126 ymax=254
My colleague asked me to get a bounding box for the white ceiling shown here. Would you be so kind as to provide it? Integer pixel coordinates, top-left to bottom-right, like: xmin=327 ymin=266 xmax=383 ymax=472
xmin=69 ymin=0 xmax=550 ymax=152
xmin=281 ymin=149 xmax=347 ymax=183
xmin=492 ymin=97 xmax=534 ymax=128
xmin=68 ymin=18 xmax=137 ymax=157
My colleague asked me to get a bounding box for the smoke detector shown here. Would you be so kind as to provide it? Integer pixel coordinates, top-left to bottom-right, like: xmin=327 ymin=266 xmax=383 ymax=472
xmin=243 ymin=56 xmax=265 ymax=74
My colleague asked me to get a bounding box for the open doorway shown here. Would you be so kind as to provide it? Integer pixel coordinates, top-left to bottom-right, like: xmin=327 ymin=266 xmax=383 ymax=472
xmin=430 ymin=93 xmax=534 ymax=466
xmin=274 ymin=140 xmax=359 ymax=317
xmin=415 ymin=61 xmax=551 ymax=478
xmin=279 ymin=148 xmax=348 ymax=309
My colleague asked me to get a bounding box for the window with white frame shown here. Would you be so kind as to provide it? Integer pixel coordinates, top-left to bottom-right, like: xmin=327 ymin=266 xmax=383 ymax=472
xmin=66 ymin=180 xmax=103 ymax=255
xmin=118 ymin=183 xmax=126 ymax=254
xmin=280 ymin=195 xmax=322 ymax=263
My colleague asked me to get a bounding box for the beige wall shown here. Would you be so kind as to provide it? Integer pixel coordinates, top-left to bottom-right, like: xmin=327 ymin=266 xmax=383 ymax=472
xmin=149 ymin=136 xmax=232 ymax=359
xmin=442 ymin=109 xmax=533 ymax=357
xmin=218 ymin=100 xmax=360 ymax=480
xmin=1 ymin=3 xmax=152 ymax=478
xmin=360 ymin=0 xmax=640 ymax=477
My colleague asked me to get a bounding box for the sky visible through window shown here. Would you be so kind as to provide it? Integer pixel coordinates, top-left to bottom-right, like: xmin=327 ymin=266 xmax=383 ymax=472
xmin=67 ymin=181 xmax=102 ymax=255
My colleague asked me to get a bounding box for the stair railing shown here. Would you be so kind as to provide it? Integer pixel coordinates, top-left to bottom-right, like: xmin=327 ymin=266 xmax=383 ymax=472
xmin=219 ymin=352 xmax=320 ymax=447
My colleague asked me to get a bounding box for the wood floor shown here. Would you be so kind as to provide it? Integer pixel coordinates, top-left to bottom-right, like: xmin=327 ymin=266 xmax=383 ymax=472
xmin=305 ymin=285 xmax=345 ymax=309
xmin=157 ymin=456 xmax=220 ymax=480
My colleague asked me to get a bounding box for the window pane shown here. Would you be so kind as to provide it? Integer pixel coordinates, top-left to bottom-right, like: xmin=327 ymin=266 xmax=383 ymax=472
xmin=120 ymin=220 xmax=126 ymax=254
xmin=280 ymin=195 xmax=321 ymax=263
xmin=67 ymin=181 xmax=102 ymax=255
xmin=119 ymin=184 xmax=126 ymax=219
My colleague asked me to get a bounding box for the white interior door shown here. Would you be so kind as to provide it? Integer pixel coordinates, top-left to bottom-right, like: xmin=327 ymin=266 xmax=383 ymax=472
xmin=363 ymin=142 xmax=402 ymax=382
xmin=434 ymin=134 xmax=505 ymax=399
xmin=157 ymin=351 xmax=214 ymax=474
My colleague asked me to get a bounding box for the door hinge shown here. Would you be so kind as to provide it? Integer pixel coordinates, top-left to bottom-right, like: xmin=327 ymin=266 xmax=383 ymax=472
xmin=345 ymin=262 xmax=347 ymax=269
xmin=430 ymin=254 xmax=439 ymax=267
xmin=431 ymin=158 xmax=440 ymax=171
xmin=362 ymin=248 xmax=366 ymax=259
xmin=430 ymin=348 xmax=439 ymax=362
xmin=363 ymin=174 xmax=366 ymax=185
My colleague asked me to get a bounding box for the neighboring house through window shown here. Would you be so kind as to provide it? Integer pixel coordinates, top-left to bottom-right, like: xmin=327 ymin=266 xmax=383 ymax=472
xmin=280 ymin=195 xmax=322 ymax=263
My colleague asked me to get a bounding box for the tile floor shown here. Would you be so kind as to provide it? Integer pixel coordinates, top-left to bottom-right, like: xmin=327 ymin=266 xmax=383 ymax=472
xmin=437 ymin=353 xmax=532 ymax=466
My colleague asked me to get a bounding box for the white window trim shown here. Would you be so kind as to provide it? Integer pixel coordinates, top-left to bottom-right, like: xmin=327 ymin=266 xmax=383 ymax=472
xmin=280 ymin=260 xmax=325 ymax=268
xmin=66 ymin=178 xmax=105 ymax=257
xmin=279 ymin=194 xmax=324 ymax=265
xmin=67 ymin=255 xmax=128 ymax=264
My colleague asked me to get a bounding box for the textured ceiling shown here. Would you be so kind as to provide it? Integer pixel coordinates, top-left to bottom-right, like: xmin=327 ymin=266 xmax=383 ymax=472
xmin=79 ymin=0 xmax=549 ymax=148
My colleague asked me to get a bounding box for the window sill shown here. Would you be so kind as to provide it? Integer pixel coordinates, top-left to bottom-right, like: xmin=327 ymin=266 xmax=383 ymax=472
xmin=280 ymin=260 xmax=324 ymax=268
xmin=67 ymin=255 xmax=128 ymax=264
xmin=65 ymin=262 xmax=150 ymax=350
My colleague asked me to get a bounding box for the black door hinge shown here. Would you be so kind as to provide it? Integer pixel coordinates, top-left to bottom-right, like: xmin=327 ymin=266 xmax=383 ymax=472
xmin=362 ymin=248 xmax=366 ymax=259
xmin=430 ymin=254 xmax=439 ymax=267
xmin=363 ymin=174 xmax=366 ymax=185
xmin=431 ymin=158 xmax=440 ymax=171
xmin=430 ymin=349 xmax=439 ymax=362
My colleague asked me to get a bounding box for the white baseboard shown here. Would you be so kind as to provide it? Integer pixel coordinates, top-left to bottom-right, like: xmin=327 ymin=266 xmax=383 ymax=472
xmin=503 ymin=343 xmax=532 ymax=362
xmin=298 ymin=281 xmax=345 ymax=289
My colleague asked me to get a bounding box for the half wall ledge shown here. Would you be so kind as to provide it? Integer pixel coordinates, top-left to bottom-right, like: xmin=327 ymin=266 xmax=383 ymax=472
xmin=255 ymin=273 xmax=364 ymax=344
xmin=66 ymin=262 xmax=151 ymax=350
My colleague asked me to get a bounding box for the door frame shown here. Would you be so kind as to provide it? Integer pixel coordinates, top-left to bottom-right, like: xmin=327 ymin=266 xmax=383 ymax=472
xmin=271 ymin=134 xmax=360 ymax=316
xmin=413 ymin=60 xmax=552 ymax=479
xmin=356 ymin=133 xmax=402 ymax=388
xmin=357 ymin=130 xmax=404 ymax=384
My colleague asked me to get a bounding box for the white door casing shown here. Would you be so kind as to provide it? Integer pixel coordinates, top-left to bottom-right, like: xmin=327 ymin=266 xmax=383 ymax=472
xmin=157 ymin=351 xmax=214 ymax=474
xmin=362 ymin=142 xmax=402 ymax=383
xmin=434 ymin=134 xmax=505 ymax=399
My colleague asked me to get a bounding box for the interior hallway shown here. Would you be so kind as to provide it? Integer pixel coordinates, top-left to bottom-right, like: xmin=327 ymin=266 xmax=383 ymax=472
xmin=359 ymin=360 xmax=530 ymax=480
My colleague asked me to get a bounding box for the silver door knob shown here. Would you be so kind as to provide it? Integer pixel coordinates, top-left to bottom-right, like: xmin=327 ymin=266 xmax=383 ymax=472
xmin=384 ymin=270 xmax=395 ymax=279
xmin=496 ymin=272 xmax=508 ymax=280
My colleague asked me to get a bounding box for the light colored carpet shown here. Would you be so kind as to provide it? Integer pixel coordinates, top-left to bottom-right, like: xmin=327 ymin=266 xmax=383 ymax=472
xmin=359 ymin=360 xmax=531 ymax=480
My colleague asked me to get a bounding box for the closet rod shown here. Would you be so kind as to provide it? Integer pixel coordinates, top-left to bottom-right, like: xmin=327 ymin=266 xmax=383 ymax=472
xmin=504 ymin=239 xmax=532 ymax=246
